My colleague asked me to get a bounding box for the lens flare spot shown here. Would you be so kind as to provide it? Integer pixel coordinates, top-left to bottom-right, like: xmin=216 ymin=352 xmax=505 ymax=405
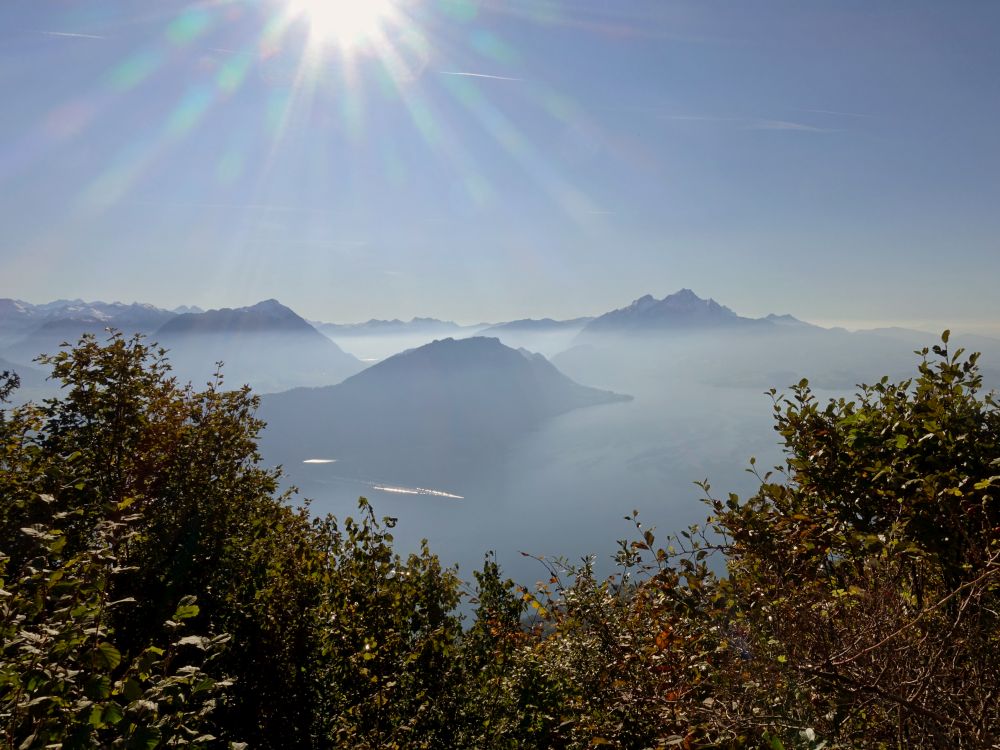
xmin=166 ymin=87 xmax=213 ymax=136
xmin=107 ymin=50 xmax=163 ymax=92
xmin=438 ymin=0 xmax=477 ymax=22
xmin=216 ymin=150 xmax=245 ymax=185
xmin=217 ymin=53 xmax=252 ymax=93
xmin=167 ymin=8 xmax=213 ymax=45
xmin=471 ymin=30 xmax=518 ymax=65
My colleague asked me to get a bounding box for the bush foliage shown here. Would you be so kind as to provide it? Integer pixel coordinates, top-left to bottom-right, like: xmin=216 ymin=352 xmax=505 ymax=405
xmin=1 ymin=332 xmax=997 ymax=748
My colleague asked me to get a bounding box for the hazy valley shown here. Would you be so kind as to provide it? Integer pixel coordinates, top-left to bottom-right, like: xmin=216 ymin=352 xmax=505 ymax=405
xmin=4 ymin=289 xmax=997 ymax=584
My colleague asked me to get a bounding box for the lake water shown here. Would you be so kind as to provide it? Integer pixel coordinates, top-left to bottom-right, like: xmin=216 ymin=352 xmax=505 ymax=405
xmin=275 ymin=380 xmax=791 ymax=587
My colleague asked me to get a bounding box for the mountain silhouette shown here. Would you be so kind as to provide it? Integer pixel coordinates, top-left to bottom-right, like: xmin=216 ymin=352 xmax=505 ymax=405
xmin=2 ymin=300 xmax=176 ymax=361
xmin=259 ymin=336 xmax=630 ymax=482
xmin=155 ymin=300 xmax=363 ymax=392
xmin=477 ymin=317 xmax=595 ymax=358
xmin=482 ymin=317 xmax=594 ymax=334
xmin=580 ymin=289 xmax=752 ymax=336
xmin=317 ymin=317 xmax=469 ymax=337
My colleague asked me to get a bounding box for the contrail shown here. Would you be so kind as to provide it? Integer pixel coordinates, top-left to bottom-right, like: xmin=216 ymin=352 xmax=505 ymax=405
xmin=40 ymin=31 xmax=107 ymax=40
xmin=438 ymin=70 xmax=521 ymax=82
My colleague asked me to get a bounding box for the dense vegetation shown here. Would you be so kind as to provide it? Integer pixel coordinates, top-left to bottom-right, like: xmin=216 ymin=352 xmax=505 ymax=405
xmin=1 ymin=332 xmax=997 ymax=748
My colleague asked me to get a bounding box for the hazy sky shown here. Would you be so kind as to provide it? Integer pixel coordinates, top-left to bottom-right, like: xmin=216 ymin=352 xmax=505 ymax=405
xmin=2 ymin=1 xmax=999 ymax=329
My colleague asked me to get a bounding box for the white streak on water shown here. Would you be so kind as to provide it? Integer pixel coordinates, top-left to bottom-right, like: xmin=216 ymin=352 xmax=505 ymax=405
xmin=372 ymin=484 xmax=464 ymax=500
xmin=296 ymin=462 xmax=464 ymax=500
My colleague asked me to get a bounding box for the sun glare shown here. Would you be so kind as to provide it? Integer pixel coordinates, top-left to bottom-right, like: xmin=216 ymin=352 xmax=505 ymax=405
xmin=287 ymin=0 xmax=395 ymax=51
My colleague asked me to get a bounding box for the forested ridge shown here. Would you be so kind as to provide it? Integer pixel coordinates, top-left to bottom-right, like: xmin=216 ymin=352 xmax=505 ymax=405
xmin=1 ymin=332 xmax=997 ymax=749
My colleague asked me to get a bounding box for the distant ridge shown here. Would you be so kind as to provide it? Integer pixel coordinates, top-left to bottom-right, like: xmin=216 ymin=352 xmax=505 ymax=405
xmin=158 ymin=299 xmax=316 ymax=335
xmin=3 ymin=300 xmax=176 ymax=360
xmin=482 ymin=317 xmax=594 ymax=334
xmin=580 ymin=289 xmax=751 ymax=335
xmin=763 ymin=313 xmax=817 ymax=328
xmin=317 ymin=317 xmax=470 ymax=337
xmin=155 ymin=300 xmax=363 ymax=392
xmin=0 ymin=298 xmax=175 ymax=331
xmin=0 ymin=299 xmax=47 ymax=348
xmin=0 ymin=355 xmax=44 ymax=386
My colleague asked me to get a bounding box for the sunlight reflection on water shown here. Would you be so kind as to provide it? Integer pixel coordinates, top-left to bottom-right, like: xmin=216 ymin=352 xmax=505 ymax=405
xmin=372 ymin=484 xmax=464 ymax=500
xmin=300 ymin=461 xmax=464 ymax=499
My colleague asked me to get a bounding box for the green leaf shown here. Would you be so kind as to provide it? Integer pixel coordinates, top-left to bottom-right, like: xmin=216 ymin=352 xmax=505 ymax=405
xmin=122 ymin=678 xmax=144 ymax=702
xmin=973 ymin=476 xmax=999 ymax=490
xmin=92 ymin=642 xmax=122 ymax=670
xmin=126 ymin=725 xmax=161 ymax=750
xmin=102 ymin=702 xmax=124 ymax=726
xmin=84 ymin=674 xmax=112 ymax=700
xmin=172 ymin=598 xmax=200 ymax=621
xmin=88 ymin=705 xmax=105 ymax=729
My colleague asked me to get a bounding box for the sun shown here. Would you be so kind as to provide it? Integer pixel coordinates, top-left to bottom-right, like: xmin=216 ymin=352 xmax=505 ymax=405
xmin=286 ymin=0 xmax=396 ymax=52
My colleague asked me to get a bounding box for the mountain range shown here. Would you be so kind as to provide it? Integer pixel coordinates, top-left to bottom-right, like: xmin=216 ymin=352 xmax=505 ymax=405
xmin=481 ymin=317 xmax=594 ymax=334
xmin=155 ymin=300 xmax=363 ymax=392
xmin=0 ymin=298 xmax=363 ymax=393
xmin=316 ymin=317 xmax=476 ymax=337
xmin=3 ymin=290 xmax=994 ymax=401
xmin=0 ymin=299 xmax=173 ymax=354
xmin=579 ymin=289 xmax=782 ymax=337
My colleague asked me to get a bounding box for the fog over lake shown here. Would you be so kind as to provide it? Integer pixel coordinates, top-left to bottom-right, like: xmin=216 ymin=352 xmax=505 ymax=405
xmin=273 ymin=346 xmax=843 ymax=585
xmin=265 ymin=321 xmax=1000 ymax=586
xmin=4 ymin=295 xmax=994 ymax=591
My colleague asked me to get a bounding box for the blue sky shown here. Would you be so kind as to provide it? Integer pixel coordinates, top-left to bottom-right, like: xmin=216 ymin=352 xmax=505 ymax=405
xmin=1 ymin=0 xmax=999 ymax=330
